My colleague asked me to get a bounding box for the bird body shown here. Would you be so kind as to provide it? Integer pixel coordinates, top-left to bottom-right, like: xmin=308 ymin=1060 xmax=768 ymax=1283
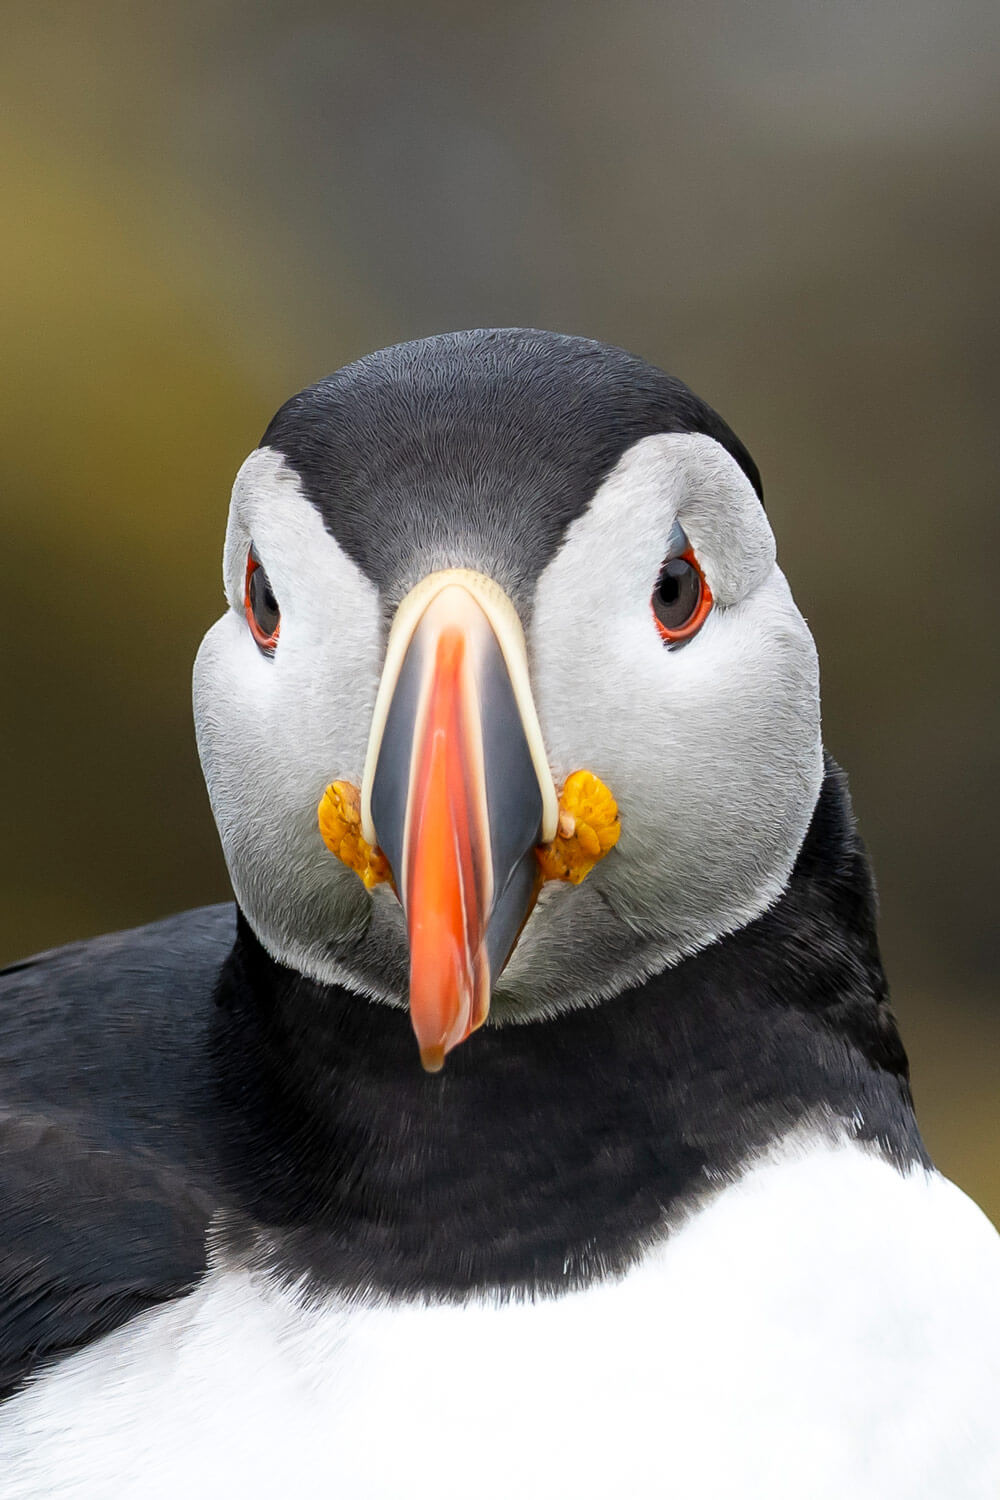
xmin=1 ymin=330 xmax=998 ymax=1495
xmin=3 ymin=1131 xmax=997 ymax=1499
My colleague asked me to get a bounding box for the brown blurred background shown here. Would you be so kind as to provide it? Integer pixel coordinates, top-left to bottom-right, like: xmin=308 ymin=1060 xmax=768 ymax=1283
xmin=1 ymin=1 xmax=997 ymax=1219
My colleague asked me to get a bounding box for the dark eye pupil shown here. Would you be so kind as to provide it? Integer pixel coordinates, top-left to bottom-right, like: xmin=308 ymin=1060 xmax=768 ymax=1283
xmin=250 ymin=565 xmax=280 ymax=638
xmin=653 ymin=557 xmax=701 ymax=631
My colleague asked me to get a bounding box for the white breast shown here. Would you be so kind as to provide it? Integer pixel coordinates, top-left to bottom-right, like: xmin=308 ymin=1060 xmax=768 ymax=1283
xmin=3 ymin=1134 xmax=999 ymax=1500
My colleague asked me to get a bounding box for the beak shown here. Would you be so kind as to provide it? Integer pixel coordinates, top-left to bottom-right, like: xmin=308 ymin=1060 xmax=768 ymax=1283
xmin=361 ymin=570 xmax=558 ymax=1071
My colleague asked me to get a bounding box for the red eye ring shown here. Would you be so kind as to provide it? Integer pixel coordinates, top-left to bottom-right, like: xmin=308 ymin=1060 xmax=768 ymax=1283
xmin=244 ymin=548 xmax=281 ymax=654
xmin=651 ymin=547 xmax=714 ymax=644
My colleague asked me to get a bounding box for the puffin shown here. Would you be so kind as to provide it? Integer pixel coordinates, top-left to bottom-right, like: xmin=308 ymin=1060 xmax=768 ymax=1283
xmin=1 ymin=328 xmax=998 ymax=1499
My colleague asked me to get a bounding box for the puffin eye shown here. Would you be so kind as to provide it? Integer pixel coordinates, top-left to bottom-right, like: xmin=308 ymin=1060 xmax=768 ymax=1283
xmin=244 ymin=547 xmax=281 ymax=654
xmin=651 ymin=547 xmax=713 ymax=645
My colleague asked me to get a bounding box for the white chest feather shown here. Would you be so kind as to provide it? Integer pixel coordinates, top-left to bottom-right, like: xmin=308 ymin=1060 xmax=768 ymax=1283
xmin=3 ymin=1137 xmax=999 ymax=1500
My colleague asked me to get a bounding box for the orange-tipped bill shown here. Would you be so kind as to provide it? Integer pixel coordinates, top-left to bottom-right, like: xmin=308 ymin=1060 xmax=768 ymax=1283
xmin=363 ymin=572 xmax=556 ymax=1070
xmin=405 ymin=617 xmax=491 ymax=1067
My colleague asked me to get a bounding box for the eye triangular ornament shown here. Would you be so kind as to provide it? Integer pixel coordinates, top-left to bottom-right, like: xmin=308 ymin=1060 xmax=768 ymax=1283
xmin=317 ymin=569 xmax=621 ymax=1071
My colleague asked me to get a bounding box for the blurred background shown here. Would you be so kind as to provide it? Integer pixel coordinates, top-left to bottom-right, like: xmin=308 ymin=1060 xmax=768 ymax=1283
xmin=1 ymin=0 xmax=997 ymax=1218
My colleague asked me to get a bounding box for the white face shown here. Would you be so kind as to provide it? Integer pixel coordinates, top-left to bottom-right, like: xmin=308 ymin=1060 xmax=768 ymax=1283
xmin=194 ymin=432 xmax=823 ymax=1020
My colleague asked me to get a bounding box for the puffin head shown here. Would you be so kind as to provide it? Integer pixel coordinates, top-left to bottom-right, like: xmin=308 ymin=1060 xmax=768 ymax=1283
xmin=193 ymin=329 xmax=822 ymax=1069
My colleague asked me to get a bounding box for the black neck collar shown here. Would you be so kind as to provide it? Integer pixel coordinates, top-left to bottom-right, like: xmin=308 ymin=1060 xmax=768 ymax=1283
xmin=209 ymin=759 xmax=926 ymax=1300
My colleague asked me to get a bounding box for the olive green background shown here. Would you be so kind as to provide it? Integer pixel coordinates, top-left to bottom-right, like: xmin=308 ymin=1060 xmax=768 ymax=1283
xmin=2 ymin=2 xmax=997 ymax=1220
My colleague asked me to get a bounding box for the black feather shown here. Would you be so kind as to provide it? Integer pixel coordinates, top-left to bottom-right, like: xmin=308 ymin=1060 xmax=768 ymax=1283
xmin=0 ymin=769 xmax=924 ymax=1391
xmin=261 ymin=328 xmax=762 ymax=609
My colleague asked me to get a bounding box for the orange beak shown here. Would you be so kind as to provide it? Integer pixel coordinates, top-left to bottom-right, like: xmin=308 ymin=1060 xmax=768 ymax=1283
xmin=405 ymin=613 xmax=492 ymax=1068
xmin=362 ymin=572 xmax=556 ymax=1071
